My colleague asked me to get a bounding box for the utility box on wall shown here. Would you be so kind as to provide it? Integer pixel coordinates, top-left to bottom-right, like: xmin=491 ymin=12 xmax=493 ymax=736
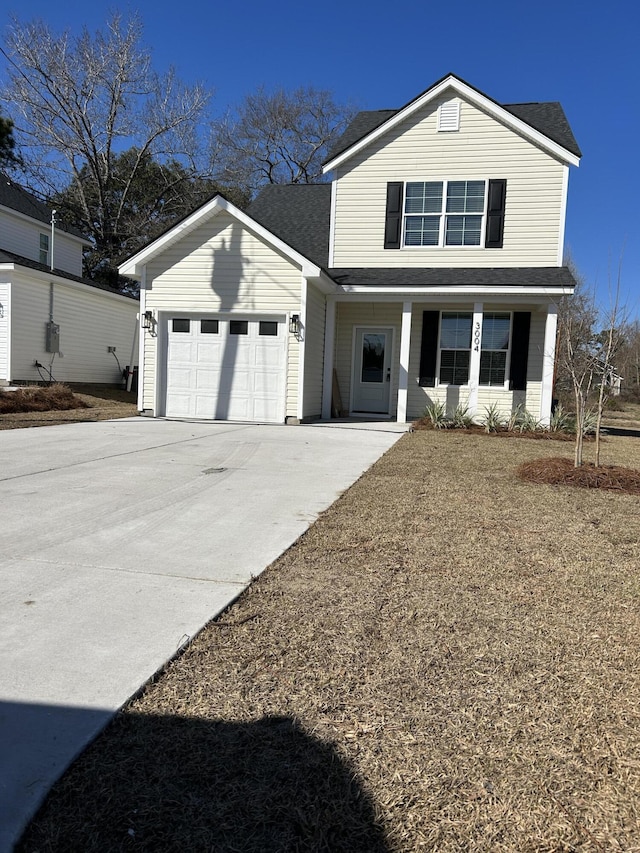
xmin=45 ymin=321 xmax=60 ymax=353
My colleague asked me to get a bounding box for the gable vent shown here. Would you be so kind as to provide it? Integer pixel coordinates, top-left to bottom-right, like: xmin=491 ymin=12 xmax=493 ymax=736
xmin=437 ymin=100 xmax=460 ymax=132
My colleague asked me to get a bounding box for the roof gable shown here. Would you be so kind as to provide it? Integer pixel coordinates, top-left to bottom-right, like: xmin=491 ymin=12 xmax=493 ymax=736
xmin=119 ymin=193 xmax=323 ymax=279
xmin=323 ymin=74 xmax=581 ymax=172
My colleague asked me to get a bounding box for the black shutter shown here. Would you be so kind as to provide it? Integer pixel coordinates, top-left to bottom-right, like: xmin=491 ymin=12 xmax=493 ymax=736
xmin=509 ymin=312 xmax=531 ymax=390
xmin=384 ymin=182 xmax=404 ymax=249
xmin=419 ymin=311 xmax=440 ymax=387
xmin=485 ymin=179 xmax=507 ymax=248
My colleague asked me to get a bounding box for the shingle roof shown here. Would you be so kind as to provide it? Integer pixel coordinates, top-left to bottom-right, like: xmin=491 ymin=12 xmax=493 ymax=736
xmin=246 ymin=185 xmax=576 ymax=291
xmin=0 ymin=248 xmax=138 ymax=299
xmin=247 ymin=184 xmax=332 ymax=269
xmin=0 ymin=173 xmax=87 ymax=240
xmin=326 ymin=96 xmax=581 ymax=164
xmin=327 ymin=267 xmax=578 ymax=289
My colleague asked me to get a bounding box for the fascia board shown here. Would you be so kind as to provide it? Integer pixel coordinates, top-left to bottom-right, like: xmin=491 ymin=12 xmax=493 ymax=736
xmin=336 ymin=285 xmax=575 ymax=297
xmin=323 ymin=76 xmax=580 ymax=173
xmin=119 ymin=195 xmax=322 ymax=280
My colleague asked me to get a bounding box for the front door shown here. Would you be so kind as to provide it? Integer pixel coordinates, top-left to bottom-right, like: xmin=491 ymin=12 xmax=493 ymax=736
xmin=352 ymin=327 xmax=393 ymax=414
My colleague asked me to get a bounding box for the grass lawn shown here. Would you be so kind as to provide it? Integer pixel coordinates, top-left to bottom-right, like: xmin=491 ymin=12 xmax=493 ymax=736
xmin=17 ymin=428 xmax=640 ymax=852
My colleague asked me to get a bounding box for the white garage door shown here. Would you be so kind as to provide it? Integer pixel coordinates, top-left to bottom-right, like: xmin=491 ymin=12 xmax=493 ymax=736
xmin=165 ymin=316 xmax=287 ymax=422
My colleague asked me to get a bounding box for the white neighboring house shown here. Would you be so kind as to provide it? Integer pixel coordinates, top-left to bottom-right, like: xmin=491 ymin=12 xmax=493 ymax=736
xmin=120 ymin=73 xmax=581 ymax=425
xmin=0 ymin=174 xmax=139 ymax=386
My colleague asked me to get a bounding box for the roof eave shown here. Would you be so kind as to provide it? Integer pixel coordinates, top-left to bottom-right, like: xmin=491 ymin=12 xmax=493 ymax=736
xmin=322 ymin=74 xmax=580 ymax=172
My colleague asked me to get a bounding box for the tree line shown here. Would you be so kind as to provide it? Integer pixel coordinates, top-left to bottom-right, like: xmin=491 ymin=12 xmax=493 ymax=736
xmin=0 ymin=13 xmax=355 ymax=290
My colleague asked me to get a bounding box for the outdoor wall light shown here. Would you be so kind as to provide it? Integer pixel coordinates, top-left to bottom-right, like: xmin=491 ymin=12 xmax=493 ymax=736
xmin=142 ymin=310 xmax=153 ymax=330
xmin=289 ymin=313 xmax=300 ymax=335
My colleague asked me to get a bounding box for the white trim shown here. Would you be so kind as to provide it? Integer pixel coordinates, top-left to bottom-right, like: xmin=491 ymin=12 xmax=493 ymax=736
xmin=467 ymin=303 xmax=484 ymax=415
xmin=557 ymin=165 xmax=570 ymax=265
xmin=321 ymin=298 xmax=336 ymax=419
xmin=540 ymin=304 xmax=558 ymax=426
xmin=119 ymin=195 xmax=322 ymax=280
xmin=297 ymin=276 xmax=307 ymax=421
xmin=322 ymin=75 xmax=581 ymax=172
xmin=137 ymin=267 xmax=146 ymax=412
xmin=337 ymin=285 xmax=575 ymax=297
xmin=328 ymin=179 xmax=337 ymax=268
xmin=397 ymin=302 xmax=412 ymax=423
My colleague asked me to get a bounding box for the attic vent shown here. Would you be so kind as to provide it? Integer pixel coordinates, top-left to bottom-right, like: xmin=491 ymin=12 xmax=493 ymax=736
xmin=438 ymin=100 xmax=460 ymax=132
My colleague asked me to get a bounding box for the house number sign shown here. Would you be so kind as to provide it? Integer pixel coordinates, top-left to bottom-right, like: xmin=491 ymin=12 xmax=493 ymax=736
xmin=473 ymin=321 xmax=481 ymax=353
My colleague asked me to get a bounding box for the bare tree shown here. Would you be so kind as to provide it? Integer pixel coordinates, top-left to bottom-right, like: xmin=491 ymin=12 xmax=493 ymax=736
xmin=556 ymin=279 xmax=598 ymax=466
xmin=0 ymin=110 xmax=19 ymax=167
xmin=556 ymin=262 xmax=627 ymax=467
xmin=212 ymin=86 xmax=357 ymax=196
xmin=0 ymin=13 xmax=212 ymax=286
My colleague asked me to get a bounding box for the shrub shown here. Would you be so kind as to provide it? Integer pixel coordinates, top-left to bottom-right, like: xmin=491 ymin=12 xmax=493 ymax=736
xmin=450 ymin=404 xmax=473 ymax=429
xmin=482 ymin=403 xmax=505 ymax=433
xmin=423 ymin=401 xmax=449 ymax=429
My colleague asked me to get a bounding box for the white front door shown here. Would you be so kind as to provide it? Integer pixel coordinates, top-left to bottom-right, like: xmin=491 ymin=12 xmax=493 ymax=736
xmin=352 ymin=327 xmax=393 ymax=414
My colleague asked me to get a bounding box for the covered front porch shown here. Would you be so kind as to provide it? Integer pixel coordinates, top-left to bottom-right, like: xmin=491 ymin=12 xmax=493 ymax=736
xmin=320 ymin=296 xmax=560 ymax=425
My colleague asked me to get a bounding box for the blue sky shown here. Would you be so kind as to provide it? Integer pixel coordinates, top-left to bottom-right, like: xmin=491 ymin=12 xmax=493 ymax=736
xmin=2 ymin=0 xmax=638 ymax=317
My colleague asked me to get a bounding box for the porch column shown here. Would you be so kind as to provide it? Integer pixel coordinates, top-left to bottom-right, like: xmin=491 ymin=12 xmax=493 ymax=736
xmin=467 ymin=302 xmax=483 ymax=418
xmin=540 ymin=303 xmax=558 ymax=426
xmin=321 ymin=297 xmax=336 ymax=419
xmin=397 ymin=301 xmax=412 ymax=423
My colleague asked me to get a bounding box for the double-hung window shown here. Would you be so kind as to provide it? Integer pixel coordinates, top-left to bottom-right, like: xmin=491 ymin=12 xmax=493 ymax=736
xmin=404 ymin=180 xmax=486 ymax=247
xmin=437 ymin=312 xmax=511 ymax=386
xmin=480 ymin=313 xmax=511 ymax=386
xmin=439 ymin=312 xmax=472 ymax=385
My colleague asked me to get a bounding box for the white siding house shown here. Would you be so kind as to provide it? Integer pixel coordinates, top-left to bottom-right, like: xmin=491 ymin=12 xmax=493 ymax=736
xmin=120 ymin=74 xmax=581 ymax=425
xmin=0 ymin=174 xmax=138 ymax=385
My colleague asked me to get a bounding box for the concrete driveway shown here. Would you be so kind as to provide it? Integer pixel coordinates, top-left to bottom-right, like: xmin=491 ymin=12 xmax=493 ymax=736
xmin=0 ymin=417 xmax=405 ymax=851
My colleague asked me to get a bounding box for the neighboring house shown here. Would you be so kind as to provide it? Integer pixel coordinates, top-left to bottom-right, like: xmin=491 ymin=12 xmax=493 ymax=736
xmin=119 ymin=73 xmax=581 ymax=425
xmin=0 ymin=174 xmax=138 ymax=385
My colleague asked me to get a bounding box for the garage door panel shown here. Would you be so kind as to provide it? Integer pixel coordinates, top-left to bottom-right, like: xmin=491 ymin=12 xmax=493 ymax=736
xmin=165 ymin=317 xmax=286 ymax=422
xmin=196 ymin=341 xmax=224 ymax=363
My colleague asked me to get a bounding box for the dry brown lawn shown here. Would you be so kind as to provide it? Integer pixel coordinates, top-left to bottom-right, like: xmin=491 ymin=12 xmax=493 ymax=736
xmin=17 ymin=431 xmax=640 ymax=853
xmin=0 ymin=383 xmax=137 ymax=429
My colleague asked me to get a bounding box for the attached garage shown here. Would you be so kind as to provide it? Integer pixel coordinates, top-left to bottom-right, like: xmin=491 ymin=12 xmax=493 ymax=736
xmin=164 ymin=314 xmax=287 ymax=422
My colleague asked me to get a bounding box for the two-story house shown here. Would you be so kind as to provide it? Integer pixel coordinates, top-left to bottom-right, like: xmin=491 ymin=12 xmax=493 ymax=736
xmin=119 ymin=73 xmax=580 ymax=424
xmin=0 ymin=174 xmax=138 ymax=385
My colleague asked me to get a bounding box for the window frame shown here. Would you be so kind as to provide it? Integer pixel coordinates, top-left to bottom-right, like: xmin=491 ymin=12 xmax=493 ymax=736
xmin=402 ymin=179 xmax=488 ymax=249
xmin=434 ymin=311 xmax=513 ymax=388
xmin=436 ymin=312 xmax=473 ymax=386
xmin=479 ymin=312 xmax=512 ymax=388
xmin=39 ymin=233 xmax=50 ymax=266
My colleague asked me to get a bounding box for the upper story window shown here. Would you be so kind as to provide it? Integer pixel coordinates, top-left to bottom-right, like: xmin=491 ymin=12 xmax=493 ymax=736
xmin=384 ymin=179 xmax=506 ymax=250
xmin=39 ymin=233 xmax=50 ymax=265
xmin=404 ymin=180 xmax=486 ymax=247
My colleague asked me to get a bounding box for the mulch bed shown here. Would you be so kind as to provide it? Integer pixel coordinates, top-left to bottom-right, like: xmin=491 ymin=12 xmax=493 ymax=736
xmin=518 ymin=456 xmax=640 ymax=494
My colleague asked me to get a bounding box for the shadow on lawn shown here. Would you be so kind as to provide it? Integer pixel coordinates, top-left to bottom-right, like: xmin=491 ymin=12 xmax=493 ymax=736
xmin=18 ymin=710 xmax=390 ymax=853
